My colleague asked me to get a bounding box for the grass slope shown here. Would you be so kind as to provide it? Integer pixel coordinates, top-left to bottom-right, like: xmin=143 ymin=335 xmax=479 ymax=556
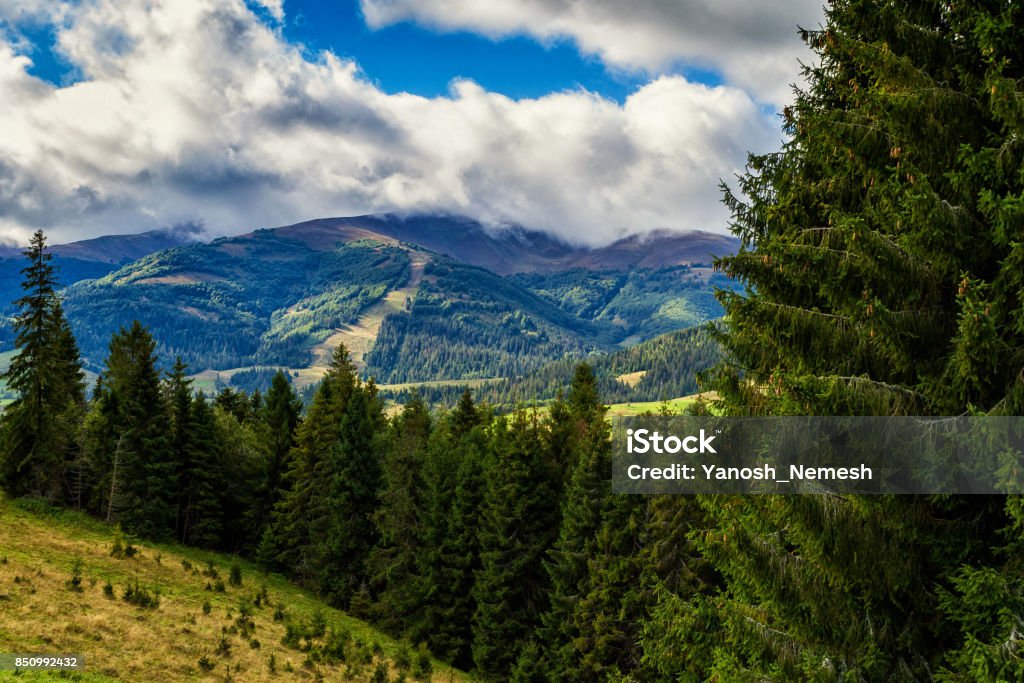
xmin=0 ymin=495 xmax=469 ymax=682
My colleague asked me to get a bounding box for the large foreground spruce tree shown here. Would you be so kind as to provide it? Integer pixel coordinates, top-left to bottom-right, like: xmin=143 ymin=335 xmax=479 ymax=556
xmin=1 ymin=230 xmax=84 ymax=499
xmin=672 ymin=1 xmax=1024 ymax=680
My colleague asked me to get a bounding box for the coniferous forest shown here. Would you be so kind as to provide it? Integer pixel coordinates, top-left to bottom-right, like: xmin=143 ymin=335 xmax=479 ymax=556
xmin=3 ymin=2 xmax=1024 ymax=681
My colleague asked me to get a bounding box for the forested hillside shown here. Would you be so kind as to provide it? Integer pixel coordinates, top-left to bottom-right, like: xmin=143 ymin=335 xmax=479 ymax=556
xmin=39 ymin=216 xmax=731 ymax=383
xmin=363 ymin=258 xmax=619 ymax=383
xmin=513 ymin=265 xmax=728 ymax=341
xmin=64 ymin=234 xmax=412 ymax=370
xmin=0 ymin=228 xmax=196 ymax=351
xmin=380 ymin=325 xmax=720 ymax=408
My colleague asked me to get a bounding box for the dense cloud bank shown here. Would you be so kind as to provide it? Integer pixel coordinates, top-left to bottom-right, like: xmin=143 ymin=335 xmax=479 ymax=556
xmin=0 ymin=0 xmax=797 ymax=246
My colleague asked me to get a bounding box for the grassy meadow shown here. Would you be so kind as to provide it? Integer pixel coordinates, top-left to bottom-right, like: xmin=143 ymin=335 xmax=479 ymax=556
xmin=0 ymin=494 xmax=469 ymax=682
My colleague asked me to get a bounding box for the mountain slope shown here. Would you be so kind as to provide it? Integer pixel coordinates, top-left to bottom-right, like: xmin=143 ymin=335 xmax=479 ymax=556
xmin=0 ymin=495 xmax=462 ymax=682
xmin=63 ymin=232 xmax=411 ymax=370
xmin=11 ymin=214 xmax=738 ymax=382
xmin=0 ymin=228 xmax=199 ymax=351
xmin=379 ymin=325 xmax=720 ymax=408
xmin=364 ymin=258 xmax=619 ymax=383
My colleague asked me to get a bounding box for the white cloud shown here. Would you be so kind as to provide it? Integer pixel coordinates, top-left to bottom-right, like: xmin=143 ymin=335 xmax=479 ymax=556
xmin=253 ymin=0 xmax=284 ymax=22
xmin=0 ymin=0 xmax=781 ymax=247
xmin=360 ymin=0 xmax=823 ymax=105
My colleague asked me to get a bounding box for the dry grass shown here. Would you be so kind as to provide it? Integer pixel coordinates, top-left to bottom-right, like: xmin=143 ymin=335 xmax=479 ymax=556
xmin=613 ymin=370 xmax=647 ymax=389
xmin=0 ymin=495 xmax=471 ymax=682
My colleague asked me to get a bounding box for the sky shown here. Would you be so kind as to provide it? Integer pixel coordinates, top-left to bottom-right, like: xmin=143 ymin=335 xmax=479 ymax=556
xmin=0 ymin=0 xmax=824 ymax=247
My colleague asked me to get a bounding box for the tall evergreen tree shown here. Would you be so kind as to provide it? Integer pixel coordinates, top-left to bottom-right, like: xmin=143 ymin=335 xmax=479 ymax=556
xmin=318 ymin=375 xmax=384 ymax=604
xmin=683 ymin=1 xmax=1024 ymax=679
xmin=181 ymin=394 xmax=225 ymax=548
xmin=368 ymin=394 xmax=431 ymax=634
xmin=166 ymin=357 xmax=194 ymax=540
xmin=94 ymin=321 xmax=174 ymax=538
xmin=0 ymin=230 xmax=84 ymax=499
xmin=424 ymin=406 xmax=488 ymax=668
xmin=473 ymin=410 xmax=562 ymax=679
xmin=254 ymin=370 xmax=300 ymax=537
xmin=522 ymin=365 xmax=616 ymax=681
xmin=264 ymin=344 xmax=383 ymax=605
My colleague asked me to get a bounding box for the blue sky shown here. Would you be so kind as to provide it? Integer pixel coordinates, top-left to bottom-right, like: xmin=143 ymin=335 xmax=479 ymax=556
xmin=279 ymin=0 xmax=655 ymax=102
xmin=21 ymin=0 xmax=718 ymax=103
xmin=0 ymin=0 xmax=820 ymax=246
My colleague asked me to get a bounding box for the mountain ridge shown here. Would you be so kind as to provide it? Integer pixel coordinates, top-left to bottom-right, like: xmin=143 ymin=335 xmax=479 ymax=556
xmin=263 ymin=213 xmax=737 ymax=275
xmin=3 ymin=214 xmax=737 ymax=385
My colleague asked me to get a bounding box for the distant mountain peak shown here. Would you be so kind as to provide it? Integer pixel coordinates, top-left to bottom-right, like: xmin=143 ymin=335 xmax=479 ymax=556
xmin=258 ymin=213 xmax=737 ymax=275
xmin=48 ymin=226 xmax=200 ymax=264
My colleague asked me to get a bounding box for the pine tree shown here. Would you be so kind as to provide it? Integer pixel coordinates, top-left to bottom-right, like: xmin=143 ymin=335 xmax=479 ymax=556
xmin=0 ymin=230 xmax=84 ymax=499
xmin=424 ymin=409 xmax=488 ymax=668
xmin=685 ymin=2 xmax=1024 ymax=679
xmin=262 ymin=371 xmax=341 ymax=577
xmin=255 ymin=370 xmax=300 ymax=537
xmin=318 ymin=375 xmax=384 ymax=604
xmin=525 ymin=365 xmax=617 ymax=681
xmin=368 ymin=394 xmax=431 ymax=634
xmin=472 ymin=410 xmax=562 ymax=679
xmin=451 ymin=388 xmax=481 ymax=439
xmin=182 ymin=394 xmax=224 ymax=548
xmin=95 ymin=321 xmax=174 ymax=538
xmin=166 ymin=357 xmax=194 ymax=540
xmin=264 ymin=344 xmax=383 ymax=605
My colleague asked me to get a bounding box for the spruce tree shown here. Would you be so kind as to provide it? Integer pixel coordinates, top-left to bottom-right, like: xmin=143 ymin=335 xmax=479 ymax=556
xmin=96 ymin=321 xmax=174 ymax=538
xmin=1 ymin=230 xmax=84 ymax=499
xmin=451 ymin=388 xmax=481 ymax=439
xmin=368 ymin=394 xmax=431 ymax=634
xmin=472 ymin=410 xmax=561 ymax=679
xmin=425 ymin=410 xmax=488 ymax=668
xmin=685 ymin=1 xmax=1024 ymax=679
xmin=524 ymin=365 xmax=619 ymax=681
xmin=166 ymin=357 xmax=194 ymax=540
xmin=182 ymin=394 xmax=225 ymax=548
xmin=264 ymin=344 xmax=383 ymax=605
xmin=255 ymin=370 xmax=300 ymax=536
xmin=318 ymin=375 xmax=384 ymax=604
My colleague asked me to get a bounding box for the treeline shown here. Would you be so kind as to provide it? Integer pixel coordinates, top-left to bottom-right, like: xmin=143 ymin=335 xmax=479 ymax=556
xmin=380 ymin=325 xmax=720 ymax=409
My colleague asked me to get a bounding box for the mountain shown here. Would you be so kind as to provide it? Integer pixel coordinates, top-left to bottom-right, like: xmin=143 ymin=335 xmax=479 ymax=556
xmin=5 ymin=214 xmax=738 ymax=383
xmin=269 ymin=214 xmax=736 ymax=275
xmin=49 ymin=226 xmax=202 ymax=263
xmin=0 ymin=227 xmax=199 ymax=346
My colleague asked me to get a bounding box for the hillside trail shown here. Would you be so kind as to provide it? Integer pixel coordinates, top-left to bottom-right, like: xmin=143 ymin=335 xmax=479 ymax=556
xmin=310 ymin=250 xmax=428 ymax=373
